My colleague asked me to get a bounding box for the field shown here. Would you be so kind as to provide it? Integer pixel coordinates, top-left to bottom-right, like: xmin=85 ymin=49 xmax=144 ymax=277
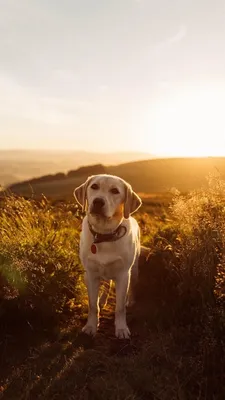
xmin=1 ymin=175 xmax=225 ymax=399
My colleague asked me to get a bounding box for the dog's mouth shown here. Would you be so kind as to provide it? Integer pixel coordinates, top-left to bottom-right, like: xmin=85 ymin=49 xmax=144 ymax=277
xmin=90 ymin=209 xmax=105 ymax=217
xmin=90 ymin=205 xmax=106 ymax=217
xmin=90 ymin=203 xmax=123 ymax=220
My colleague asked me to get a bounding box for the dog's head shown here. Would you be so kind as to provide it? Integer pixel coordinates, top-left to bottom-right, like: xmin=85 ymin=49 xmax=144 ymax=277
xmin=74 ymin=174 xmax=142 ymax=222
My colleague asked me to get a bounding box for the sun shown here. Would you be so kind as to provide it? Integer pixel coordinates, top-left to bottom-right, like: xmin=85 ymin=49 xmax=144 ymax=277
xmin=143 ymin=85 xmax=225 ymax=157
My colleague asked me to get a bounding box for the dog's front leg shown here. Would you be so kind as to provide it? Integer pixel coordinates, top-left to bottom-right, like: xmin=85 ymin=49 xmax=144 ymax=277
xmin=126 ymin=258 xmax=138 ymax=308
xmin=82 ymin=272 xmax=100 ymax=336
xmin=115 ymin=272 xmax=131 ymax=339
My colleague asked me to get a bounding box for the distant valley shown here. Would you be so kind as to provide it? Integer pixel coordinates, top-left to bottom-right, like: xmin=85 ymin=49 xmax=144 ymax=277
xmin=0 ymin=149 xmax=152 ymax=187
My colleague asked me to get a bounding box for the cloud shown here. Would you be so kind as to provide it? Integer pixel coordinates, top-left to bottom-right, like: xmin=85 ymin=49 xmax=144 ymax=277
xmin=167 ymin=25 xmax=187 ymax=44
xmin=151 ymin=24 xmax=187 ymax=55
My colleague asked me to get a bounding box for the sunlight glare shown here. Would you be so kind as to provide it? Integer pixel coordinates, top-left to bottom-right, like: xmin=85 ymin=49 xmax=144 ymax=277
xmin=145 ymin=86 xmax=225 ymax=157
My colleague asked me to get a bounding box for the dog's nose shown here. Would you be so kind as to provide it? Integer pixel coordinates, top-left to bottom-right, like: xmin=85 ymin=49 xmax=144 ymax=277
xmin=93 ymin=198 xmax=105 ymax=208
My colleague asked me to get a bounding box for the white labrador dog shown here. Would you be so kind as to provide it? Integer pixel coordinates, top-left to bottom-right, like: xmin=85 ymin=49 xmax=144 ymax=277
xmin=74 ymin=174 xmax=142 ymax=339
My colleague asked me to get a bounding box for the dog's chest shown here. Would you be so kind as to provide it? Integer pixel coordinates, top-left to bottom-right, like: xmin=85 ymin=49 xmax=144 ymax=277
xmin=80 ymin=222 xmax=137 ymax=280
xmin=97 ymin=261 xmax=123 ymax=280
xmin=84 ymin=243 xmax=125 ymax=280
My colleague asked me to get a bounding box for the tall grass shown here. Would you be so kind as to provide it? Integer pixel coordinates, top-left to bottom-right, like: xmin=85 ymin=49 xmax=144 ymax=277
xmin=137 ymin=174 xmax=225 ymax=313
xmin=170 ymin=174 xmax=225 ymax=303
xmin=0 ymin=196 xmax=85 ymax=318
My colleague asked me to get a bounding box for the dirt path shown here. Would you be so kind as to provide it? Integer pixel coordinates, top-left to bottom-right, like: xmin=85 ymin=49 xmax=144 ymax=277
xmin=0 ymin=294 xmax=147 ymax=400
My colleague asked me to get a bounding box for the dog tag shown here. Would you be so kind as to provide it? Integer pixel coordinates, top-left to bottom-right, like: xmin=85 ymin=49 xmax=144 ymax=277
xmin=91 ymin=244 xmax=97 ymax=254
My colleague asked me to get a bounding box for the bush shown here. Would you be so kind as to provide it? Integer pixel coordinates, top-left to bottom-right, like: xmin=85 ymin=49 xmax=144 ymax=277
xmin=0 ymin=196 xmax=85 ymax=319
xmin=170 ymin=174 xmax=225 ymax=303
xmin=138 ymin=174 xmax=225 ymax=312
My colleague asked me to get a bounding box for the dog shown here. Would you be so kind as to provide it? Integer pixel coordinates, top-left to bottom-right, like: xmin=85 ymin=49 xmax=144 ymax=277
xmin=74 ymin=174 xmax=142 ymax=339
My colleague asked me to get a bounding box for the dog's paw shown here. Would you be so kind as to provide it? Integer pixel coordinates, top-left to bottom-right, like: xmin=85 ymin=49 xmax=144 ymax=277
xmin=82 ymin=323 xmax=97 ymax=336
xmin=115 ymin=325 xmax=131 ymax=339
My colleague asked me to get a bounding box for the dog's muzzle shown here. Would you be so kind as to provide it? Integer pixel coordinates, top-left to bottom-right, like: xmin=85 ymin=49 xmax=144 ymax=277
xmin=90 ymin=197 xmax=105 ymax=215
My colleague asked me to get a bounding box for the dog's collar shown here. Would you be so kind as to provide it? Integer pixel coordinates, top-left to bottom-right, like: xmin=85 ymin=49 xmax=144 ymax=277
xmin=88 ymin=221 xmax=127 ymax=244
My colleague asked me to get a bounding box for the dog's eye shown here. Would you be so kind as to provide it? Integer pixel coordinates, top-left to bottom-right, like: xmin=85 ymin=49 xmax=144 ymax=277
xmin=111 ymin=188 xmax=120 ymax=194
xmin=90 ymin=183 xmax=99 ymax=190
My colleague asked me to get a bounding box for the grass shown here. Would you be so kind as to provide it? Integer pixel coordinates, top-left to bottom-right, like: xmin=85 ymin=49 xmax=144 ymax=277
xmin=0 ymin=196 xmax=85 ymax=319
xmin=1 ymin=175 xmax=225 ymax=399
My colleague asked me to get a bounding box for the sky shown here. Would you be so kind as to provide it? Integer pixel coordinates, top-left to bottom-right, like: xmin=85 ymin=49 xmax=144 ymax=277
xmin=1 ymin=0 xmax=225 ymax=156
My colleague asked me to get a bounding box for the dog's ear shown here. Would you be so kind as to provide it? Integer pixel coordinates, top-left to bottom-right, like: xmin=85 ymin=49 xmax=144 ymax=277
xmin=73 ymin=176 xmax=93 ymax=212
xmin=124 ymin=181 xmax=142 ymax=219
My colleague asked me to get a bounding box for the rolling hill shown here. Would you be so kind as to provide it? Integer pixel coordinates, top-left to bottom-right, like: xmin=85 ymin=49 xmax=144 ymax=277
xmin=7 ymin=157 xmax=225 ymax=199
xmin=0 ymin=150 xmax=152 ymax=186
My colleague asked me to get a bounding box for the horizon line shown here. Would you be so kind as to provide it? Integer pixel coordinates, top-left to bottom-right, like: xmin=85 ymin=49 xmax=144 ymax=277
xmin=1 ymin=148 xmax=225 ymax=159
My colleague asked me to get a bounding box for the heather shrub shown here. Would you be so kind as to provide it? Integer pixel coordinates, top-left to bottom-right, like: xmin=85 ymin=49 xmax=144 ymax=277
xmin=0 ymin=196 xmax=85 ymax=318
xmin=170 ymin=174 xmax=225 ymax=303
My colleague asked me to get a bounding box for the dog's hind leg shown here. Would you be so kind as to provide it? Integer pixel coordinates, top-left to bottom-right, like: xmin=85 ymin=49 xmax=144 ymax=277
xmin=99 ymin=279 xmax=112 ymax=311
